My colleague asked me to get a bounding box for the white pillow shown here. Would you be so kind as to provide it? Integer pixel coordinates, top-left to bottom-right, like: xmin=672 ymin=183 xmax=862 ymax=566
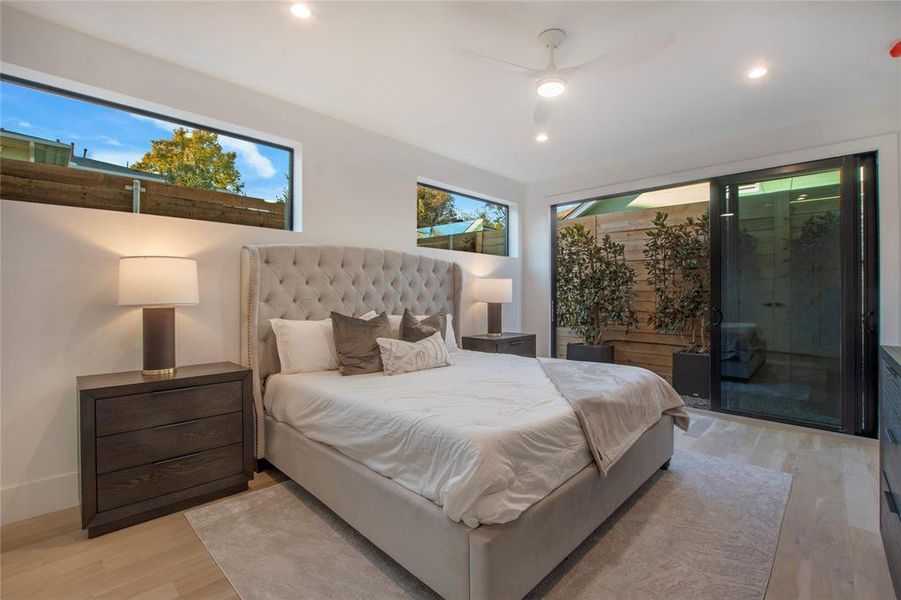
xmin=269 ymin=318 xmax=338 ymax=373
xmin=377 ymin=332 xmax=450 ymax=376
xmin=359 ymin=310 xmax=458 ymax=352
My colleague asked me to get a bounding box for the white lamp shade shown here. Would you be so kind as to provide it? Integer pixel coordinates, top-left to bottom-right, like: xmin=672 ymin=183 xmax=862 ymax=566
xmin=475 ymin=278 xmax=513 ymax=304
xmin=118 ymin=256 xmax=199 ymax=306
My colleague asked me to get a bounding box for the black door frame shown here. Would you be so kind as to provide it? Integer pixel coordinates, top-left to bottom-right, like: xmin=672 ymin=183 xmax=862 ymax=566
xmin=549 ymin=153 xmax=879 ymax=437
xmin=708 ymin=154 xmax=879 ymax=436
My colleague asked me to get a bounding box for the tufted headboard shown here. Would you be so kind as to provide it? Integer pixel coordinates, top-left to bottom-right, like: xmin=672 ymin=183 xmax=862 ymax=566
xmin=240 ymin=244 xmax=462 ymax=457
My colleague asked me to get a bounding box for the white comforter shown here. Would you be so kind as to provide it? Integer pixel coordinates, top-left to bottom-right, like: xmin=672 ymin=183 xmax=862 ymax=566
xmin=264 ymin=350 xmax=592 ymax=527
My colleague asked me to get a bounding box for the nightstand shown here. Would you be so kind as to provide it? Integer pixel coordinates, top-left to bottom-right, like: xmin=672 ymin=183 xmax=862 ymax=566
xmin=77 ymin=362 xmax=253 ymax=537
xmin=462 ymin=333 xmax=537 ymax=358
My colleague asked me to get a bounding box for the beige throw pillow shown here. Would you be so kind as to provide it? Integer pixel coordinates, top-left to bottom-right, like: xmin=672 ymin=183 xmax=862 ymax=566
xmin=331 ymin=311 xmax=392 ymax=375
xmin=377 ymin=332 xmax=450 ymax=376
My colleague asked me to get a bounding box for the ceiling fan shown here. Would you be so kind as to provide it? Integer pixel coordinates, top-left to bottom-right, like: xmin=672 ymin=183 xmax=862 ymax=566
xmin=457 ymin=28 xmax=676 ymax=127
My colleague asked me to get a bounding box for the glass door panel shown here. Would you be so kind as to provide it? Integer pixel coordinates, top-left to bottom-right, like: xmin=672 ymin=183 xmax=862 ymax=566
xmin=715 ymin=166 xmax=844 ymax=428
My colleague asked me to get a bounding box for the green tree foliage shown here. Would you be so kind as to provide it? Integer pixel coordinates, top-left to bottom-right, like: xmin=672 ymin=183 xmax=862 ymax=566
xmin=462 ymin=203 xmax=506 ymax=230
xmin=132 ymin=128 xmax=244 ymax=194
xmin=417 ymin=185 xmax=459 ymax=233
xmin=644 ymin=211 xmax=710 ymax=352
xmin=556 ymin=223 xmax=638 ymax=345
xmin=277 ymin=172 xmax=291 ymax=204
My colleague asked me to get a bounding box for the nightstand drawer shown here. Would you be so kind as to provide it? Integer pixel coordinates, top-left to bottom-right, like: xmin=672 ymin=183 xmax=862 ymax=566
xmin=96 ymin=381 xmax=243 ymax=436
xmin=97 ymin=442 xmax=244 ymax=511
xmin=497 ymin=338 xmax=536 ymax=357
xmin=96 ymin=412 xmax=243 ymax=474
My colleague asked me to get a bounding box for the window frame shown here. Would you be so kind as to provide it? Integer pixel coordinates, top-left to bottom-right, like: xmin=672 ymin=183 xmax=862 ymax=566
xmin=416 ymin=181 xmax=510 ymax=257
xmin=0 ymin=73 xmax=297 ymax=230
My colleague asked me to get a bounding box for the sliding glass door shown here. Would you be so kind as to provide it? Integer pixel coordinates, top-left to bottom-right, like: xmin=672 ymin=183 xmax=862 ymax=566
xmin=710 ymin=155 xmax=878 ymax=434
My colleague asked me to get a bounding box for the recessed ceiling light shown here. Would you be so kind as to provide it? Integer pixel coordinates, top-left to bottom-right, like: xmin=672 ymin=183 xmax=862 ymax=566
xmin=535 ymin=133 xmax=549 ymax=143
xmin=290 ymin=3 xmax=312 ymax=19
xmin=536 ymin=78 xmax=566 ymax=98
xmin=747 ymin=66 xmax=768 ymax=79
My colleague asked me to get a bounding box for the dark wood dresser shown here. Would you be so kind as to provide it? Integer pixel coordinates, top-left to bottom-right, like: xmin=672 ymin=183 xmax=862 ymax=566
xmin=78 ymin=362 xmax=253 ymax=537
xmin=462 ymin=333 xmax=537 ymax=358
xmin=880 ymin=345 xmax=901 ymax=597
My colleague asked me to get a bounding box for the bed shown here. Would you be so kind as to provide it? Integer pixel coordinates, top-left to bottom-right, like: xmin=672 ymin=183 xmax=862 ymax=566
xmin=241 ymin=244 xmax=677 ymax=600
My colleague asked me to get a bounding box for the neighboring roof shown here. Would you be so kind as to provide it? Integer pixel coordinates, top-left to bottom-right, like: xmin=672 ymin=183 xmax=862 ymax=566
xmin=0 ymin=128 xmax=72 ymax=150
xmin=417 ymin=218 xmax=484 ymax=237
xmin=69 ymin=155 xmax=167 ymax=181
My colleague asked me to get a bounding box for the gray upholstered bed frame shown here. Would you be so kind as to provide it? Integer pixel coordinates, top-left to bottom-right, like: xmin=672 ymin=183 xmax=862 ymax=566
xmin=240 ymin=244 xmax=674 ymax=600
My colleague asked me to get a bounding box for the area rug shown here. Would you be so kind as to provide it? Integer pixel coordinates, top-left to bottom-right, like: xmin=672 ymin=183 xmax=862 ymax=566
xmin=185 ymin=450 xmax=791 ymax=599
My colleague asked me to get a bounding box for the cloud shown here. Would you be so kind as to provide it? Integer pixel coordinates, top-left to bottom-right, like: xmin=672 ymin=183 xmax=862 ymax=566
xmin=99 ymin=135 xmax=123 ymax=147
xmin=89 ymin=149 xmax=144 ymax=167
xmin=16 ymin=120 xmax=33 ymax=129
xmin=219 ymin=137 xmax=276 ymax=179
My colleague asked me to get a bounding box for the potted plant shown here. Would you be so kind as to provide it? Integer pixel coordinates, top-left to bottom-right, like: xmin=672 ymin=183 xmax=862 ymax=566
xmin=644 ymin=211 xmax=710 ymax=396
xmin=556 ymin=223 xmax=638 ymax=363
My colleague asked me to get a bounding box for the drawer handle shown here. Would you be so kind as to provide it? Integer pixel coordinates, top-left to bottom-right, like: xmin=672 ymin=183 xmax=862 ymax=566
xmin=509 ymin=340 xmax=523 ymax=346
xmin=153 ymin=451 xmax=201 ymax=466
xmin=151 ymin=421 xmax=188 ymax=431
xmin=886 ymin=490 xmax=900 ymax=515
xmin=888 ymin=428 xmax=898 ymax=444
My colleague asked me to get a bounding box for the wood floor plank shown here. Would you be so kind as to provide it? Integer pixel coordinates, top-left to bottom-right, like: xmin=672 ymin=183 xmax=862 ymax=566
xmin=0 ymin=413 xmax=894 ymax=599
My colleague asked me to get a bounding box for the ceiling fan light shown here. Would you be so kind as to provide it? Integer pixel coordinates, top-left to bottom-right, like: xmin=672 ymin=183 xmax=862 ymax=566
xmin=535 ymin=133 xmax=549 ymax=142
xmin=536 ymin=78 xmax=566 ymax=98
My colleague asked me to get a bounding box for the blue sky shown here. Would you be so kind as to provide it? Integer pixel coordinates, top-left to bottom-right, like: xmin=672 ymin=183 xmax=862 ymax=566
xmin=0 ymin=81 xmax=291 ymax=202
xmin=448 ymin=194 xmax=506 ymax=223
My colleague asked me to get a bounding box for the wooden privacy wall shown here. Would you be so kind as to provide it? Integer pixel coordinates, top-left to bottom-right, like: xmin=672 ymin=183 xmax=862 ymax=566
xmin=556 ymin=201 xmax=708 ymax=381
xmin=0 ymin=159 xmax=286 ymax=229
xmin=417 ymin=229 xmax=507 ymax=256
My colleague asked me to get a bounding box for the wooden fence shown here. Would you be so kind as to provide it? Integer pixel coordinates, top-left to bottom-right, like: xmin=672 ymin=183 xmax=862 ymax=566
xmin=0 ymin=158 xmax=286 ymax=229
xmin=555 ymin=201 xmax=708 ymax=382
xmin=417 ymin=228 xmax=507 ymax=256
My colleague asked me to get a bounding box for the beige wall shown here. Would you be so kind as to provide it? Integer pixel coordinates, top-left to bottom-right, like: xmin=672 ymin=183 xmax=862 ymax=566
xmin=0 ymin=9 xmax=524 ymax=523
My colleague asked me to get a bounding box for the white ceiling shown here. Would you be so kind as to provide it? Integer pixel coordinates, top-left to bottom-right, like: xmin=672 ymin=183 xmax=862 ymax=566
xmin=8 ymin=1 xmax=899 ymax=183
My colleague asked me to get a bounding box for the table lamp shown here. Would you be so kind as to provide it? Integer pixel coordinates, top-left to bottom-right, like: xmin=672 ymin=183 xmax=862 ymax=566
xmin=118 ymin=256 xmax=199 ymax=376
xmin=475 ymin=278 xmax=512 ymax=337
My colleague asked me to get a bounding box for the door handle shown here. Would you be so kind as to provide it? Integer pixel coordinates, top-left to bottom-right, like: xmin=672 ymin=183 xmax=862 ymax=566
xmin=711 ymin=307 xmax=723 ymax=327
xmin=886 ymin=490 xmax=900 ymax=515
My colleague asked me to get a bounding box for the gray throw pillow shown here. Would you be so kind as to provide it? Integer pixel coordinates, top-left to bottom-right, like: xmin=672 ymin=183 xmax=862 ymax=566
xmin=331 ymin=311 xmax=392 ymax=375
xmin=401 ymin=308 xmax=447 ymax=343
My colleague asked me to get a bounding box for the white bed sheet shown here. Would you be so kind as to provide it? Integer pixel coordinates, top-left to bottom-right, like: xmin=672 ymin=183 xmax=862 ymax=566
xmin=264 ymin=350 xmax=591 ymax=527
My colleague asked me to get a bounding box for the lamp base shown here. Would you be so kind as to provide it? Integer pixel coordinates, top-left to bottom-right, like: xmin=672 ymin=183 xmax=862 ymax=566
xmin=487 ymin=302 xmax=502 ymax=337
xmin=143 ymin=307 xmax=176 ymax=375
xmin=141 ymin=367 xmax=177 ymax=377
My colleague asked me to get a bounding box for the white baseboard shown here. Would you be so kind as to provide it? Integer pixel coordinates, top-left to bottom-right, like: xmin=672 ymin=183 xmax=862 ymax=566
xmin=1 ymin=471 xmax=78 ymax=525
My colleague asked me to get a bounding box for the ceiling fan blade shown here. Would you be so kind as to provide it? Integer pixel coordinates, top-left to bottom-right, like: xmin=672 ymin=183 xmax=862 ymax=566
xmin=533 ymin=100 xmax=552 ymax=126
xmin=454 ymin=47 xmax=542 ymax=78
xmin=558 ymin=31 xmax=676 ymax=76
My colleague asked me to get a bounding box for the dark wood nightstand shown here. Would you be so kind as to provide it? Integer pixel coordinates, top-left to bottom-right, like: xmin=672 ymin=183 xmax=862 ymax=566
xmin=462 ymin=333 xmax=537 ymax=358
xmin=77 ymin=362 xmax=253 ymax=538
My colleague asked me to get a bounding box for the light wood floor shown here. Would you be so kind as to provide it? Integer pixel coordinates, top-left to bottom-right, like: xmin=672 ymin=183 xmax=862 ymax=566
xmin=1 ymin=410 xmax=895 ymax=599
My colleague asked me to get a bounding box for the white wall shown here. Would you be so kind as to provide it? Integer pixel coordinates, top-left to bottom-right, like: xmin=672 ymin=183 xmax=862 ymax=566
xmin=0 ymin=9 xmax=525 ymax=524
xmin=523 ymin=120 xmax=901 ymax=357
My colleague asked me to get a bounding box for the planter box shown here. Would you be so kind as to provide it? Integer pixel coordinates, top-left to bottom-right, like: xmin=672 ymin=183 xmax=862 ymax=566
xmin=566 ymin=343 xmax=614 ymax=363
xmin=672 ymin=351 xmax=710 ymax=398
